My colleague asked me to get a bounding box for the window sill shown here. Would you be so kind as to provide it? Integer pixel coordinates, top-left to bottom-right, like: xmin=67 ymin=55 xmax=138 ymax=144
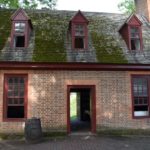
xmin=73 ymin=48 xmax=87 ymax=51
xmin=128 ymin=50 xmax=143 ymax=53
xmin=133 ymin=116 xmax=150 ymax=119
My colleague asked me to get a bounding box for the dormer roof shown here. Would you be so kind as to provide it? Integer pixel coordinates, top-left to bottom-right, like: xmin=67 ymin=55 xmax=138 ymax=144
xmin=119 ymin=14 xmax=142 ymax=32
xmin=70 ymin=10 xmax=89 ymax=24
xmin=125 ymin=14 xmax=142 ymax=25
xmin=11 ymin=8 xmax=30 ymax=21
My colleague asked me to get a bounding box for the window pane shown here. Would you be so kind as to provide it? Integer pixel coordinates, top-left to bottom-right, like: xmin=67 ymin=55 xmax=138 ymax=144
xmin=134 ymin=97 xmax=138 ymax=105
xmin=15 ymin=23 xmax=25 ymax=32
xmin=8 ymin=90 xmax=13 ymax=97
xmin=75 ymin=25 xmax=84 ymax=36
xmin=130 ymin=27 xmax=140 ymax=38
xmin=133 ymin=77 xmax=149 ymax=117
xmin=14 ymin=98 xmax=18 ymax=104
xmin=8 ymin=78 xmax=13 ymax=84
xmin=8 ymin=98 xmax=13 ymax=104
xmin=133 ymin=78 xmax=148 ymax=96
xmin=20 ymin=78 xmax=24 ymax=84
xmin=5 ymin=76 xmax=26 ymax=119
xmin=19 ymin=98 xmax=24 ymax=104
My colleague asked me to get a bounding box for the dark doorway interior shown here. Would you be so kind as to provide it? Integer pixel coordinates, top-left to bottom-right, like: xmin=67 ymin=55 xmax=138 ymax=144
xmin=14 ymin=36 xmax=25 ymax=47
xmin=70 ymin=88 xmax=91 ymax=132
xmin=75 ymin=37 xmax=84 ymax=49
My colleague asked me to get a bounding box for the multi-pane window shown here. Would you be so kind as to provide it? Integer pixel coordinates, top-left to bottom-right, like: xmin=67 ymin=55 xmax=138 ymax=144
xmin=4 ymin=75 xmax=27 ymax=120
xmin=75 ymin=25 xmax=84 ymax=36
xmin=132 ymin=76 xmax=149 ymax=117
xmin=15 ymin=23 xmax=25 ymax=33
xmin=14 ymin=22 xmax=26 ymax=47
xmin=74 ymin=24 xmax=85 ymax=49
xmin=130 ymin=27 xmax=141 ymax=50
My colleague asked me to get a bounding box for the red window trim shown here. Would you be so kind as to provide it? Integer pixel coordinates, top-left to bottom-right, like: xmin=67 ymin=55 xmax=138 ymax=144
xmin=3 ymin=74 xmax=28 ymax=122
xmin=67 ymin=85 xmax=96 ymax=133
xmin=11 ymin=21 xmax=28 ymax=48
xmin=72 ymin=23 xmax=88 ymax=50
xmin=131 ymin=75 xmax=150 ymax=119
xmin=128 ymin=25 xmax=143 ymax=51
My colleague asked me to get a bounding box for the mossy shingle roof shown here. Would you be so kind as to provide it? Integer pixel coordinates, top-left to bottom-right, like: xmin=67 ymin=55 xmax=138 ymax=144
xmin=1 ymin=9 xmax=150 ymax=64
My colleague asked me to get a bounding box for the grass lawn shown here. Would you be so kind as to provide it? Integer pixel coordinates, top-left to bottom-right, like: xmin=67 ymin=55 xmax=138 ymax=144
xmin=70 ymin=93 xmax=77 ymax=121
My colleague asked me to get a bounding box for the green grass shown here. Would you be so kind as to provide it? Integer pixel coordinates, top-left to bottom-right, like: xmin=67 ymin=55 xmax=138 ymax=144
xmin=70 ymin=93 xmax=77 ymax=121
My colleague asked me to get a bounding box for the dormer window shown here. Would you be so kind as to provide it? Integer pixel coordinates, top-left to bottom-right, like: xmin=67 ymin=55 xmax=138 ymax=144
xmin=15 ymin=22 xmax=25 ymax=33
xmin=119 ymin=14 xmax=143 ymax=51
xmin=70 ymin=10 xmax=89 ymax=50
xmin=74 ymin=24 xmax=85 ymax=49
xmin=130 ymin=27 xmax=141 ymax=50
xmin=10 ymin=8 xmax=33 ymax=48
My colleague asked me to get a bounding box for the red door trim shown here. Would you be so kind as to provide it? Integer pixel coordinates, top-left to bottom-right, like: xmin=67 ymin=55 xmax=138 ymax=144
xmin=67 ymin=85 xmax=96 ymax=134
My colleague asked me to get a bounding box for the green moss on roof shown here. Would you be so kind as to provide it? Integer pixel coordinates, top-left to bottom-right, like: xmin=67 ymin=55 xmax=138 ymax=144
xmin=91 ymin=32 xmax=127 ymax=63
xmin=29 ymin=12 xmax=68 ymax=62
xmin=0 ymin=10 xmax=128 ymax=63
xmin=0 ymin=10 xmax=12 ymax=51
xmin=89 ymin=16 xmax=127 ymax=63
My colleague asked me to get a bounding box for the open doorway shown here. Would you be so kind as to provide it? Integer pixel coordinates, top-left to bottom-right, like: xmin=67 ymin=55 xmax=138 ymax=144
xmin=67 ymin=85 xmax=96 ymax=133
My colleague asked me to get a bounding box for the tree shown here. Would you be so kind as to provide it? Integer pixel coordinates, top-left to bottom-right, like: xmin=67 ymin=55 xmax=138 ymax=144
xmin=0 ymin=0 xmax=57 ymax=9
xmin=118 ymin=0 xmax=135 ymax=14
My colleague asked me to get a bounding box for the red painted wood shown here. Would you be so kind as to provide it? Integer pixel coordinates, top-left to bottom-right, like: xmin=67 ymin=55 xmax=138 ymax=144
xmin=131 ymin=75 xmax=150 ymax=119
xmin=11 ymin=8 xmax=29 ymax=21
xmin=119 ymin=24 xmax=130 ymax=49
xmin=11 ymin=9 xmax=32 ymax=48
xmin=128 ymin=15 xmax=142 ymax=26
xmin=91 ymin=85 xmax=96 ymax=133
xmin=71 ymin=10 xmax=88 ymax=50
xmin=67 ymin=86 xmax=71 ymax=133
xmin=119 ymin=15 xmax=143 ymax=51
xmin=71 ymin=10 xmax=89 ymax=23
xmin=0 ymin=62 xmax=150 ymax=71
xmin=3 ymin=74 xmax=28 ymax=122
xmin=13 ymin=11 xmax=28 ymax=21
xmin=67 ymin=85 xmax=96 ymax=134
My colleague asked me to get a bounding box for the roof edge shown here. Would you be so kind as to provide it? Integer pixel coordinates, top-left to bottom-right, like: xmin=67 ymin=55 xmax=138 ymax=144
xmin=0 ymin=62 xmax=150 ymax=71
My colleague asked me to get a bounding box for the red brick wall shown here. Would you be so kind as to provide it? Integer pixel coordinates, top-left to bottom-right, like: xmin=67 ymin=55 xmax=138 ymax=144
xmin=135 ymin=0 xmax=150 ymax=21
xmin=1 ymin=70 xmax=150 ymax=133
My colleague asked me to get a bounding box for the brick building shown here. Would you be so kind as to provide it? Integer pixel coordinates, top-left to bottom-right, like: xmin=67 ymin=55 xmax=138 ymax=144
xmin=1 ymin=0 xmax=150 ymax=134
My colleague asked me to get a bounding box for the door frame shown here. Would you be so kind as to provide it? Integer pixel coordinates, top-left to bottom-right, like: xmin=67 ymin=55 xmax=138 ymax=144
xmin=67 ymin=85 xmax=96 ymax=134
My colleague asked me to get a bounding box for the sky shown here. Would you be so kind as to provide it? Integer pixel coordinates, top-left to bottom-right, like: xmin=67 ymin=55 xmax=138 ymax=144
xmin=56 ymin=0 xmax=122 ymax=13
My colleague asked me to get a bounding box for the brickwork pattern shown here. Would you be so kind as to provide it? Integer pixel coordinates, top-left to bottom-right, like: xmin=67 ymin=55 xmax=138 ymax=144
xmin=0 ymin=70 xmax=150 ymax=133
xmin=135 ymin=0 xmax=149 ymax=20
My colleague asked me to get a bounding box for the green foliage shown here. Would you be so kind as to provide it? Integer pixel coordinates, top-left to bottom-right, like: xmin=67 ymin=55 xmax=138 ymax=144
xmin=29 ymin=13 xmax=68 ymax=62
xmin=118 ymin=0 xmax=135 ymax=14
xmin=0 ymin=0 xmax=57 ymax=9
xmin=0 ymin=10 xmax=12 ymax=51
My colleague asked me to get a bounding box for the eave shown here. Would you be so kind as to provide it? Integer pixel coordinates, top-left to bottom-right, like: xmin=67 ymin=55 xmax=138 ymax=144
xmin=0 ymin=62 xmax=150 ymax=71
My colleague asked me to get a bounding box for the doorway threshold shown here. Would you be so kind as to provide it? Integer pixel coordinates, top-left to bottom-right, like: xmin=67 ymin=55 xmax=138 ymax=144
xmin=69 ymin=132 xmax=96 ymax=136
